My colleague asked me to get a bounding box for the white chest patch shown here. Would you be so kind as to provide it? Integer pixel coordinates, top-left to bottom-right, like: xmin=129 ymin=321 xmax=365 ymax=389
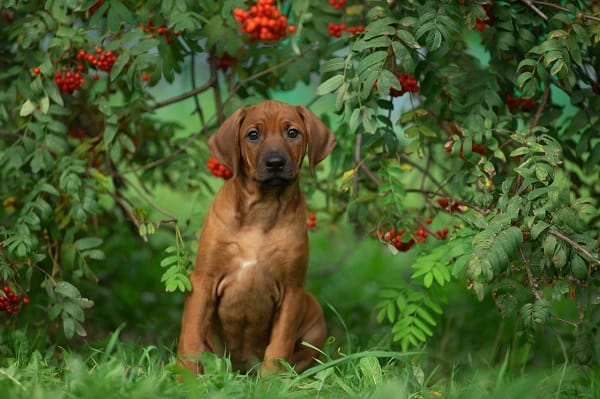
xmin=240 ymin=259 xmax=257 ymax=269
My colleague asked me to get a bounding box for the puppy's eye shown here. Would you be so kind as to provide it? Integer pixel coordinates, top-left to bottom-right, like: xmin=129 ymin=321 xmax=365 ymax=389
xmin=247 ymin=130 xmax=260 ymax=141
xmin=286 ymin=128 xmax=300 ymax=139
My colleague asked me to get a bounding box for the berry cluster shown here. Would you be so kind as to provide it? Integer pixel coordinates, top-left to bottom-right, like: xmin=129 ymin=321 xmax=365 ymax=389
xmin=206 ymin=156 xmax=233 ymax=179
xmin=307 ymin=213 xmax=317 ymax=229
xmin=436 ymin=197 xmax=463 ymax=213
xmin=474 ymin=3 xmax=493 ymax=32
xmin=212 ymin=52 xmax=235 ymax=72
xmin=54 ymin=69 xmax=85 ymax=93
xmin=444 ymin=141 xmax=487 ymax=157
xmin=0 ymin=285 xmax=29 ymax=315
xmin=329 ymin=0 xmax=346 ymax=9
xmin=141 ymin=20 xmax=180 ymax=44
xmin=77 ymin=47 xmax=118 ymax=72
xmin=233 ymin=0 xmax=292 ymax=42
xmin=327 ymin=22 xmax=364 ymax=37
xmin=69 ymin=127 xmax=87 ymax=139
xmin=506 ymin=94 xmax=536 ymax=113
xmin=390 ymin=73 xmax=420 ymax=97
xmin=377 ymin=218 xmax=450 ymax=252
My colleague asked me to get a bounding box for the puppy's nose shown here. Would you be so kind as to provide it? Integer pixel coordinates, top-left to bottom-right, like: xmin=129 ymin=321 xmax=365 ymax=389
xmin=265 ymin=156 xmax=285 ymax=171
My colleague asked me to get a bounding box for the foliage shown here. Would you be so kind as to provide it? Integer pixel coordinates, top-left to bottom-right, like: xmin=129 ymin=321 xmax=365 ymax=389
xmin=1 ymin=332 xmax=599 ymax=398
xmin=1 ymin=0 xmax=599 ymax=372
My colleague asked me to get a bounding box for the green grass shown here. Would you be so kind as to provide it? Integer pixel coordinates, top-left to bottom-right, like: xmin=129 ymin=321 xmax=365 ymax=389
xmin=1 ymin=327 xmax=597 ymax=399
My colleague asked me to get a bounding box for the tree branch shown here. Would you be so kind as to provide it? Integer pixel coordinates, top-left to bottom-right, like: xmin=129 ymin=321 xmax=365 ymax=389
xmin=530 ymin=84 xmax=550 ymax=132
xmin=150 ymin=76 xmax=215 ymax=110
xmin=532 ymin=1 xmax=600 ymax=23
xmin=548 ymin=229 xmax=600 ymax=268
xmin=521 ymin=0 xmax=548 ymax=20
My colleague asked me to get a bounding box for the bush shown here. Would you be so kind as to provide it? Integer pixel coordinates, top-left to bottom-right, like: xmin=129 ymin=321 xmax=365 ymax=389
xmin=1 ymin=0 xmax=599 ymax=365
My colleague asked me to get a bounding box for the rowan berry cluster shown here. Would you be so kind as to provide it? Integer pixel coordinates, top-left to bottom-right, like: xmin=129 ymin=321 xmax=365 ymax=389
xmin=390 ymin=73 xmax=420 ymax=97
xmin=444 ymin=141 xmax=487 ymax=156
xmin=206 ymin=156 xmax=233 ymax=179
xmin=54 ymin=69 xmax=85 ymax=93
xmin=474 ymin=3 xmax=493 ymax=32
xmin=0 ymin=285 xmax=29 ymax=315
xmin=212 ymin=52 xmax=235 ymax=72
xmin=329 ymin=0 xmax=346 ymax=10
xmin=327 ymin=22 xmax=364 ymax=37
xmin=506 ymin=94 xmax=536 ymax=113
xmin=307 ymin=213 xmax=317 ymax=229
xmin=233 ymin=0 xmax=292 ymax=42
xmin=69 ymin=127 xmax=87 ymax=139
xmin=77 ymin=47 xmax=118 ymax=72
xmin=140 ymin=20 xmax=180 ymax=44
xmin=377 ymin=218 xmax=450 ymax=252
xmin=436 ymin=197 xmax=462 ymax=213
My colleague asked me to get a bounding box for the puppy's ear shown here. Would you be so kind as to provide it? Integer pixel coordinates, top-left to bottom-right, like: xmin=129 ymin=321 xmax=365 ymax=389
xmin=208 ymin=108 xmax=246 ymax=178
xmin=297 ymin=106 xmax=336 ymax=174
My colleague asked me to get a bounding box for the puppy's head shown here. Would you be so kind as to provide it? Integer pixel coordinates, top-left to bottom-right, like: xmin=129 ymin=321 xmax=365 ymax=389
xmin=208 ymin=101 xmax=336 ymax=187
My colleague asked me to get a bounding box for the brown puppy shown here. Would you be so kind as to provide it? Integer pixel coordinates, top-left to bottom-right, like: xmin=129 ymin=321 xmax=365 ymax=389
xmin=177 ymin=100 xmax=335 ymax=376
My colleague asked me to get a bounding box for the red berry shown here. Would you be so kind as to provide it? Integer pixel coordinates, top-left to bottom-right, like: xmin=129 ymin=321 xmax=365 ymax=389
xmin=436 ymin=197 xmax=449 ymax=208
xmin=308 ymin=213 xmax=316 ymax=221
xmin=33 ymin=67 xmax=41 ymax=75
xmin=22 ymin=297 xmax=29 ymax=305
xmin=141 ymin=72 xmax=150 ymax=82
xmin=425 ymin=217 xmax=433 ymax=224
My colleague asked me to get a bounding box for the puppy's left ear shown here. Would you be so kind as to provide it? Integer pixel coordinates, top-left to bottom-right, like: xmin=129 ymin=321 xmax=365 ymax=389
xmin=208 ymin=108 xmax=246 ymax=178
xmin=297 ymin=106 xmax=336 ymax=174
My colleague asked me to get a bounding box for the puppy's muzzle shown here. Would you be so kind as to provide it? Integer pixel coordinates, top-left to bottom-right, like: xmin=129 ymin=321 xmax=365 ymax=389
xmin=257 ymin=151 xmax=295 ymax=186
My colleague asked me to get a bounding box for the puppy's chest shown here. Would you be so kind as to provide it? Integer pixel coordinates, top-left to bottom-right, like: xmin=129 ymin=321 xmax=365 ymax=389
xmin=216 ymin=226 xmax=295 ymax=297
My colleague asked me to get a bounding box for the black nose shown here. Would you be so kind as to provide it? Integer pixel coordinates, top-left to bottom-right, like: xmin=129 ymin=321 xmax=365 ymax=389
xmin=265 ymin=156 xmax=285 ymax=171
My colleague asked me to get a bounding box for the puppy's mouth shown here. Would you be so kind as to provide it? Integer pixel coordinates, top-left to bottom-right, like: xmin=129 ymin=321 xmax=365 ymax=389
xmin=257 ymin=176 xmax=296 ymax=187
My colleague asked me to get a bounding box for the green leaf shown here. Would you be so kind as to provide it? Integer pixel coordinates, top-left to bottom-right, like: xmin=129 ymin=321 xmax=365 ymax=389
xmin=55 ymin=281 xmax=81 ymax=299
xmin=530 ymin=221 xmax=550 ymax=240
xmin=317 ymin=75 xmax=344 ymax=95
xmin=63 ymin=317 xmax=75 ymax=339
xmin=320 ymin=58 xmax=346 ymax=73
xmin=20 ymin=100 xmax=36 ymax=117
xmin=74 ymin=237 xmax=103 ymax=251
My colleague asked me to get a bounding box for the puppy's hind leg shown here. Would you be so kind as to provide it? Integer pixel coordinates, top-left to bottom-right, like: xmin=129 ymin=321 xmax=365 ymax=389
xmin=291 ymin=293 xmax=327 ymax=372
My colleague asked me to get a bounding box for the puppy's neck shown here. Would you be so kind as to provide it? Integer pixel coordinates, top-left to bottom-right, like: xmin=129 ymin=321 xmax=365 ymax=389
xmin=232 ymin=176 xmax=304 ymax=231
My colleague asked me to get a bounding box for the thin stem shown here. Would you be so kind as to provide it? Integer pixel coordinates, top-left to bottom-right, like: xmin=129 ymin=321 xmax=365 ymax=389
xmin=520 ymin=247 xmax=544 ymax=301
xmin=521 ymin=0 xmax=548 ymax=20
xmin=548 ymin=229 xmax=600 ymax=267
xmin=530 ymin=85 xmax=550 ymax=132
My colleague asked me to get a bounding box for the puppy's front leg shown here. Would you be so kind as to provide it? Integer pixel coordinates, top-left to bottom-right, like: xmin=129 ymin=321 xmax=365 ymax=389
xmin=261 ymin=286 xmax=306 ymax=375
xmin=177 ymin=273 xmax=216 ymax=374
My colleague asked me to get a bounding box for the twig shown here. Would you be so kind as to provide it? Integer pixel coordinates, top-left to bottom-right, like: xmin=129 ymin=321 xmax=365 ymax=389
xmin=520 ymin=247 xmax=544 ymax=300
xmin=111 ymin=192 xmax=146 ymax=242
xmin=353 ymin=134 xmax=362 ymax=196
xmin=530 ymin=85 xmax=550 ymax=132
xmin=521 ymin=0 xmax=548 ymax=20
xmin=150 ymin=77 xmax=215 ymax=110
xmin=119 ymin=175 xmax=178 ymax=221
xmin=532 ymin=1 xmax=600 ymax=23
xmin=548 ymin=229 xmax=600 ymax=267
xmin=359 ymin=163 xmax=381 ymax=186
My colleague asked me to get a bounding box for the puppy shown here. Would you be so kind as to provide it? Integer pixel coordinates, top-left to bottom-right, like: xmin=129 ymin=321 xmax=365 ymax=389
xmin=177 ymin=100 xmax=336 ymax=375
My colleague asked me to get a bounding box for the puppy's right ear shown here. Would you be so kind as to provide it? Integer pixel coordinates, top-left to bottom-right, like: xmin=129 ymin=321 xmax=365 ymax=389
xmin=208 ymin=109 xmax=246 ymax=178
